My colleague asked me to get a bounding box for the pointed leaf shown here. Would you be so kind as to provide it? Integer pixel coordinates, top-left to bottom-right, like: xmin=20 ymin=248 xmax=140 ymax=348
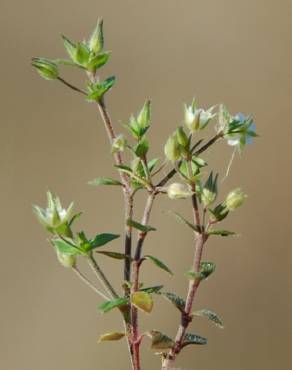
xmin=167 ymin=211 xmax=200 ymax=233
xmin=88 ymin=177 xmax=122 ymax=186
xmin=148 ymin=330 xmax=174 ymax=350
xmin=182 ymin=333 xmax=207 ymax=347
xmin=140 ymin=285 xmax=164 ymax=294
xmin=62 ymin=35 xmax=77 ymax=61
xmin=88 ymin=233 xmax=120 ymax=250
xmin=192 ymin=309 xmax=224 ymax=329
xmin=144 ymin=255 xmax=173 ymax=275
xmin=162 ymin=292 xmax=186 ymax=312
xmin=69 ymin=212 xmax=83 ymax=227
xmin=186 ymin=261 xmax=216 ymax=281
xmin=127 ymin=219 xmax=156 ymax=233
xmin=98 ymin=297 xmax=128 ymax=313
xmin=208 ymin=229 xmax=237 ymax=237
xmin=97 ymin=251 xmax=130 ymax=260
xmin=98 ymin=332 xmax=125 ymax=342
xmin=130 ymin=291 xmax=153 ymax=313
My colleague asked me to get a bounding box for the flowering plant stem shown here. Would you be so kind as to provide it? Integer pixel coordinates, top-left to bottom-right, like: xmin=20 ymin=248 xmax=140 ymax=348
xmin=32 ymin=21 xmax=256 ymax=370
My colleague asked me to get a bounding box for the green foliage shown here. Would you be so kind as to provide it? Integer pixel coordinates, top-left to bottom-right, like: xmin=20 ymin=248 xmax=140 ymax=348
xmin=86 ymin=76 xmax=116 ymax=101
xmin=148 ymin=331 xmax=174 ymax=350
xmin=88 ymin=177 xmax=122 ymax=186
xmin=130 ymin=291 xmax=153 ymax=313
xmin=207 ymin=229 xmax=236 ymax=237
xmin=98 ymin=332 xmax=125 ymax=342
xmin=167 ymin=211 xmax=200 ymax=232
xmin=88 ymin=19 xmax=104 ymax=54
xmin=161 ymin=292 xmax=186 ymax=312
xmin=192 ymin=309 xmax=224 ymax=329
xmin=97 ymin=251 xmax=130 ymax=260
xmin=186 ymin=261 xmax=216 ymax=281
xmin=98 ymin=297 xmax=128 ymax=313
xmin=144 ymin=255 xmax=173 ymax=275
xmin=140 ymin=285 xmax=164 ymax=294
xmin=182 ymin=333 xmax=208 ymax=347
xmin=126 ymin=219 xmax=156 ymax=233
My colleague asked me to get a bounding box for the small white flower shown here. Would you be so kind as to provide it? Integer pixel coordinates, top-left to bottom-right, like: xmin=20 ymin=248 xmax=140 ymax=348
xmin=184 ymin=102 xmax=216 ymax=132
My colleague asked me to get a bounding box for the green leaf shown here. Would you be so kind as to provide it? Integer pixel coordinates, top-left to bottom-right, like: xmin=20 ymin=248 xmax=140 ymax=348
xmin=182 ymin=333 xmax=208 ymax=347
xmin=147 ymin=158 xmax=160 ymax=173
xmin=186 ymin=261 xmax=216 ymax=281
xmin=144 ymin=255 xmax=173 ymax=275
xmin=208 ymin=229 xmax=237 ymax=237
xmin=167 ymin=211 xmax=200 ymax=232
xmin=140 ymin=285 xmax=164 ymax=294
xmin=88 ymin=233 xmax=120 ymax=250
xmin=52 ymin=238 xmax=81 ymax=256
xmin=75 ymin=43 xmax=90 ymax=66
xmin=162 ymin=292 xmax=186 ymax=312
xmin=98 ymin=297 xmax=128 ymax=313
xmin=98 ymin=332 xmax=125 ymax=342
xmin=148 ymin=330 xmax=174 ymax=350
xmin=126 ymin=219 xmax=156 ymax=233
xmin=88 ymin=177 xmax=122 ymax=186
xmin=86 ymin=76 xmax=116 ymax=101
xmin=130 ymin=291 xmax=153 ymax=313
xmin=192 ymin=309 xmax=224 ymax=329
xmin=114 ymin=165 xmax=133 ymax=175
xmin=97 ymin=251 xmax=130 ymax=260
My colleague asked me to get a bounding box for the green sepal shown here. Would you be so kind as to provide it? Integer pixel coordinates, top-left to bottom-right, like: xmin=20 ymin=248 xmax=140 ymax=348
xmin=127 ymin=219 xmax=156 ymax=233
xmin=88 ymin=177 xmax=122 ymax=186
xmin=51 ymin=238 xmax=81 ymax=256
xmin=75 ymin=42 xmax=90 ymax=66
xmin=208 ymin=203 xmax=229 ymax=222
xmin=98 ymin=297 xmax=129 ymax=313
xmin=192 ymin=309 xmax=224 ymax=329
xmin=181 ymin=333 xmax=208 ymax=347
xmin=186 ymin=261 xmax=216 ymax=281
xmin=144 ymin=255 xmax=173 ymax=275
xmin=88 ymin=18 xmax=104 ymax=53
xmin=87 ymin=52 xmax=110 ymax=72
xmin=134 ymin=138 xmax=149 ymax=158
xmin=137 ymin=100 xmax=151 ymax=129
xmin=161 ymin=292 xmax=186 ymax=312
xmin=62 ymin=35 xmax=78 ymax=62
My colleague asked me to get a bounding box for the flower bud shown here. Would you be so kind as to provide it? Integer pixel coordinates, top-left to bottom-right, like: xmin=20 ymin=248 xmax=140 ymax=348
xmin=201 ymin=172 xmax=218 ymax=207
xmin=167 ymin=183 xmax=193 ymax=200
xmin=164 ymin=134 xmax=181 ymax=162
xmin=57 ymin=251 xmax=76 ymax=268
xmin=111 ymin=134 xmax=126 ymax=154
xmin=31 ymin=58 xmax=59 ymax=80
xmin=226 ymin=188 xmax=247 ymax=211
xmin=88 ymin=18 xmax=104 ymax=54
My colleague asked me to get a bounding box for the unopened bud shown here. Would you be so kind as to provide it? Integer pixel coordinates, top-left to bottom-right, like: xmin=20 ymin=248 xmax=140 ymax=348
xmin=88 ymin=18 xmax=104 ymax=54
xmin=112 ymin=134 xmax=126 ymax=154
xmin=57 ymin=251 xmax=76 ymax=268
xmin=167 ymin=183 xmax=193 ymax=200
xmin=226 ymin=188 xmax=247 ymax=211
xmin=32 ymin=58 xmax=59 ymax=80
xmin=164 ymin=134 xmax=181 ymax=162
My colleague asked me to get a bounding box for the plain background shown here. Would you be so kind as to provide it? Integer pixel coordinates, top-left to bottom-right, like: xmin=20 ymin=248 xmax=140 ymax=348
xmin=1 ymin=0 xmax=292 ymax=369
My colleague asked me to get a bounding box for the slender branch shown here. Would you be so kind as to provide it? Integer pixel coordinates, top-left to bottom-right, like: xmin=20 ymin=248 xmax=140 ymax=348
xmin=57 ymin=77 xmax=87 ymax=95
xmin=87 ymin=254 xmax=119 ymax=299
xmin=72 ymin=266 xmax=109 ymax=300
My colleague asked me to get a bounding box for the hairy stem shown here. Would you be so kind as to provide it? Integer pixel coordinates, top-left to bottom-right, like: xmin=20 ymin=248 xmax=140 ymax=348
xmin=72 ymin=266 xmax=109 ymax=300
xmin=87 ymin=254 xmax=119 ymax=299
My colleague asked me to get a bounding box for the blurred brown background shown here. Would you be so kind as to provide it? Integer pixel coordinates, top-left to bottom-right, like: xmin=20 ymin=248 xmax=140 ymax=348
xmin=1 ymin=0 xmax=291 ymax=369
